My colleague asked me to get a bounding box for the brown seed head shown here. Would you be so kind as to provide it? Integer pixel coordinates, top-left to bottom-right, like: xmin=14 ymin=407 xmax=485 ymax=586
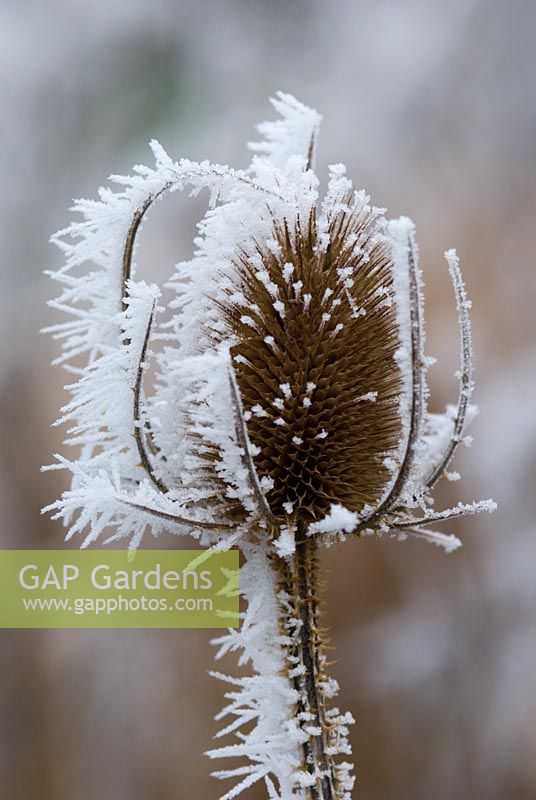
xmin=214 ymin=199 xmax=403 ymax=523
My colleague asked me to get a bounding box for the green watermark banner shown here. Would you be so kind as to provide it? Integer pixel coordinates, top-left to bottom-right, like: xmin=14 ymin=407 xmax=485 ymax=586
xmin=0 ymin=551 xmax=239 ymax=629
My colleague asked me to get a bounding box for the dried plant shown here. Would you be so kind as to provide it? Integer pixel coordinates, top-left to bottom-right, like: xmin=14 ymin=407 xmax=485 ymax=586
xmin=44 ymin=93 xmax=495 ymax=800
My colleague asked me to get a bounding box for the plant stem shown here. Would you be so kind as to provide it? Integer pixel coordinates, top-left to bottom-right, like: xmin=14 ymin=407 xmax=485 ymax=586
xmin=277 ymin=532 xmax=336 ymax=800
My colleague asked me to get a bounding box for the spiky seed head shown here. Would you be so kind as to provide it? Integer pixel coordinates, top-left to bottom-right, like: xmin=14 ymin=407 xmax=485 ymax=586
xmin=213 ymin=198 xmax=403 ymax=524
xmin=45 ymin=91 xmax=492 ymax=560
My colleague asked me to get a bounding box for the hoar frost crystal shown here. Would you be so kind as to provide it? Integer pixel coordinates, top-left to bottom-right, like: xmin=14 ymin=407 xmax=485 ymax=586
xmin=44 ymin=93 xmax=495 ymax=800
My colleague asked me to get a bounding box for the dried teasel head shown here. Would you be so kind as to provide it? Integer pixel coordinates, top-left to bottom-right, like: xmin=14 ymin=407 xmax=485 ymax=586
xmin=45 ymin=91 xmax=495 ymax=553
xmin=215 ymin=203 xmax=403 ymax=524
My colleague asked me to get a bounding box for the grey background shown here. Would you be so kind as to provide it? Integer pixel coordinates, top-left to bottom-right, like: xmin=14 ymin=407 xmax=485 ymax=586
xmin=0 ymin=2 xmax=535 ymax=798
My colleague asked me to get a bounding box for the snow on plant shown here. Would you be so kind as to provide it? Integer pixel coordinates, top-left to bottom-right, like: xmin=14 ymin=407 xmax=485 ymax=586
xmin=44 ymin=93 xmax=496 ymax=800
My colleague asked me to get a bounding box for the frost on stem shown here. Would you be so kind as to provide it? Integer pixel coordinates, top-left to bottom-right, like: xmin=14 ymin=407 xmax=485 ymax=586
xmin=44 ymin=92 xmax=494 ymax=798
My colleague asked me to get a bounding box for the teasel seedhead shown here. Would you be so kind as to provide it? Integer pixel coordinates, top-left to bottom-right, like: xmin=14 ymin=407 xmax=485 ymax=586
xmin=44 ymin=93 xmax=495 ymax=800
xmin=217 ymin=200 xmax=403 ymax=524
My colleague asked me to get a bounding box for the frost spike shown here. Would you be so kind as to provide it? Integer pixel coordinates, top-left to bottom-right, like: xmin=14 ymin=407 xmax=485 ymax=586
xmin=394 ymin=526 xmax=462 ymax=554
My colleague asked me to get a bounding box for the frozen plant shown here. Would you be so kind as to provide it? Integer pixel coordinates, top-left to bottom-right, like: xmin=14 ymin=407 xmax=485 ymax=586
xmin=44 ymin=93 xmax=495 ymax=800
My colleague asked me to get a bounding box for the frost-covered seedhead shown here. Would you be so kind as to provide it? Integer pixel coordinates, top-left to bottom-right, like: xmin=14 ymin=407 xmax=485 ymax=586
xmin=216 ymin=200 xmax=403 ymax=522
xmin=44 ymin=92 xmax=495 ymax=800
xmin=44 ymin=92 xmax=494 ymax=553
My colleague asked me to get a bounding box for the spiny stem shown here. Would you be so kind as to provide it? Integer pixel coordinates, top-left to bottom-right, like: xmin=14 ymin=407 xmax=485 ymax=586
xmin=277 ymin=533 xmax=336 ymax=800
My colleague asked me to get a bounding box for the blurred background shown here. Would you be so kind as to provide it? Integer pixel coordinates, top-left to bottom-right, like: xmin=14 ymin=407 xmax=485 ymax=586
xmin=1 ymin=1 xmax=535 ymax=798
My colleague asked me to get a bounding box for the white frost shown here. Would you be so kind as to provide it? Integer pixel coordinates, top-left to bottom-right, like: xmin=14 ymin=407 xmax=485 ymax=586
xmin=308 ymin=505 xmax=359 ymax=536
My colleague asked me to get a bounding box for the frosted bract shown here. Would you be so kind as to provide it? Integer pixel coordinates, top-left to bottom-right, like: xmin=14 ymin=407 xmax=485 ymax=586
xmin=249 ymin=91 xmax=321 ymax=169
